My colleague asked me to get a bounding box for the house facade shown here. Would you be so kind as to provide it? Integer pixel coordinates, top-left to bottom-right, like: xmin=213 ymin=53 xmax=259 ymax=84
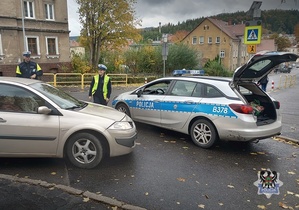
xmin=182 ymin=18 xmax=272 ymax=71
xmin=0 ymin=0 xmax=71 ymax=76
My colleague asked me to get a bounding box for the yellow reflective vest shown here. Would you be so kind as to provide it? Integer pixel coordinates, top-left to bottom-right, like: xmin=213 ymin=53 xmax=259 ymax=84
xmin=91 ymin=74 xmax=110 ymax=99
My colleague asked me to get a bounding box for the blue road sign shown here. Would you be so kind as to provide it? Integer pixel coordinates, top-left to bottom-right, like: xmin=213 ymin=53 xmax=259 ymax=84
xmin=244 ymin=25 xmax=261 ymax=44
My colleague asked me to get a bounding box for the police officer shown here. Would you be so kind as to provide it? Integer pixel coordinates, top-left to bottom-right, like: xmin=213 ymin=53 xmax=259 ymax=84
xmin=258 ymin=75 xmax=269 ymax=92
xmin=88 ymin=64 xmax=112 ymax=106
xmin=16 ymin=51 xmax=43 ymax=79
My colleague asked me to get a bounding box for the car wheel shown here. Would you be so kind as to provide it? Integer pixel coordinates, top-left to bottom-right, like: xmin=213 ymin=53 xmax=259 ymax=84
xmin=116 ymin=103 xmax=131 ymax=117
xmin=66 ymin=133 xmax=103 ymax=169
xmin=190 ymin=119 xmax=218 ymax=148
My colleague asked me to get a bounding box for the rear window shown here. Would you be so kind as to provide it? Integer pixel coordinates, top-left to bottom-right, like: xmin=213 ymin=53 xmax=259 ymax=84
xmin=239 ymin=86 xmax=252 ymax=95
xmin=249 ymin=60 xmax=271 ymax=72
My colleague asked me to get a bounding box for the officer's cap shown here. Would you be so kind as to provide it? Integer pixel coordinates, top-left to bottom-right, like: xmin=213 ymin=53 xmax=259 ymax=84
xmin=23 ymin=51 xmax=31 ymax=57
xmin=98 ymin=64 xmax=107 ymax=71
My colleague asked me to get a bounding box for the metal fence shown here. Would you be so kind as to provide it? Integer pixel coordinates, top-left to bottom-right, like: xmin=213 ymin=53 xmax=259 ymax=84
xmin=278 ymin=74 xmax=297 ymax=89
xmin=42 ymin=73 xmax=128 ymax=90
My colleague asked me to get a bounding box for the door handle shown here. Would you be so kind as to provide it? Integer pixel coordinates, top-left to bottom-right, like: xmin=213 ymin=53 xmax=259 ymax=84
xmin=184 ymin=100 xmax=194 ymax=104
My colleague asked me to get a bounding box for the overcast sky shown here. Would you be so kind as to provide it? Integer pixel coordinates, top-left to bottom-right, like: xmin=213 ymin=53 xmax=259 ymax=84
xmin=67 ymin=0 xmax=298 ymax=36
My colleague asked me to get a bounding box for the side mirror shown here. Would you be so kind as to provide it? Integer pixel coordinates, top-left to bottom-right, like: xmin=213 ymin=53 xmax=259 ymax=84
xmin=136 ymin=89 xmax=143 ymax=97
xmin=37 ymin=106 xmax=52 ymax=115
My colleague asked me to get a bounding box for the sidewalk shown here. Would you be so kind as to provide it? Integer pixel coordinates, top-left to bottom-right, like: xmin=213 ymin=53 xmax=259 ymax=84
xmin=267 ymin=75 xmax=299 ymax=145
xmin=0 ymin=174 xmax=146 ymax=210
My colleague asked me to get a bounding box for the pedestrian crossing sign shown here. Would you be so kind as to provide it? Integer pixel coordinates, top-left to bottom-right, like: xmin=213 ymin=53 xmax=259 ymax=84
xmin=247 ymin=44 xmax=256 ymax=54
xmin=244 ymin=25 xmax=262 ymax=44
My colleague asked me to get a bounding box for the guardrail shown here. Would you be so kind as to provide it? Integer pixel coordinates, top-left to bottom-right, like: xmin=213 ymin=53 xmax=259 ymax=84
xmin=42 ymin=73 xmax=128 ymax=89
xmin=278 ymin=74 xmax=297 ymax=89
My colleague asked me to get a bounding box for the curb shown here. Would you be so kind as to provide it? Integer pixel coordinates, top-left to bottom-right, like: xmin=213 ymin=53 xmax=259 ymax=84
xmin=274 ymin=135 xmax=299 ymax=145
xmin=0 ymin=174 xmax=146 ymax=210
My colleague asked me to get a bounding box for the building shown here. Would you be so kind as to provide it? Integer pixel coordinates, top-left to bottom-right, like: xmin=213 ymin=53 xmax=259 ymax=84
xmin=70 ymin=39 xmax=85 ymax=58
xmin=256 ymin=39 xmax=277 ymax=52
xmin=0 ymin=0 xmax=71 ymax=76
xmin=181 ymin=17 xmax=275 ymax=71
xmin=181 ymin=18 xmax=250 ymax=71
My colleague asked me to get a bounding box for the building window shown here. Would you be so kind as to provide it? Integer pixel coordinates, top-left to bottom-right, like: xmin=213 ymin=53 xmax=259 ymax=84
xmin=216 ymin=37 xmax=220 ymax=44
xmin=220 ymin=50 xmax=225 ymax=58
xmin=233 ymin=50 xmax=238 ymax=58
xmin=46 ymin=37 xmax=59 ymax=58
xmin=45 ymin=3 xmax=55 ymax=20
xmin=0 ymin=34 xmax=4 ymax=60
xmin=208 ymin=37 xmax=212 ymax=44
xmin=24 ymin=1 xmax=35 ymax=19
xmin=199 ymin=36 xmax=204 ymax=44
xmin=204 ymin=25 xmax=209 ymax=30
xmin=26 ymin=36 xmax=40 ymax=57
xmin=241 ymin=51 xmax=245 ymax=57
xmin=192 ymin=36 xmax=197 ymax=45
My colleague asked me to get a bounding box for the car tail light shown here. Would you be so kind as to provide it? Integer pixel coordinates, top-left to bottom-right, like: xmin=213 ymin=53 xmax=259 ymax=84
xmin=273 ymin=101 xmax=280 ymax=109
xmin=229 ymin=104 xmax=253 ymax=114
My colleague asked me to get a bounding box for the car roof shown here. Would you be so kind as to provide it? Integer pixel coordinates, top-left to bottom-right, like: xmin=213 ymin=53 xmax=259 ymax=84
xmin=160 ymin=76 xmax=231 ymax=83
xmin=0 ymin=77 xmax=42 ymax=86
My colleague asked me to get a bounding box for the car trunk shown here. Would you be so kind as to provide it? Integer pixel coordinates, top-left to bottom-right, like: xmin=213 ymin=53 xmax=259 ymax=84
xmin=237 ymin=83 xmax=277 ymax=126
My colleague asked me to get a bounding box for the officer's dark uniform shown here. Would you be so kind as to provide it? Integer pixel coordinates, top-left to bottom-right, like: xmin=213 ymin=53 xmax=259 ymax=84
xmin=16 ymin=51 xmax=43 ymax=79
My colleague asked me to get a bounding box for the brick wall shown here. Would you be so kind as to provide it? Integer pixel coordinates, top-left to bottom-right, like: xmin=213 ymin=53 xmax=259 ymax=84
xmin=0 ymin=62 xmax=72 ymax=77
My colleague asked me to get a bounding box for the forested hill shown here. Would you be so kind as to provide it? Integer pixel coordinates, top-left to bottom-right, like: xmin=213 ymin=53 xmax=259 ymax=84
xmin=155 ymin=9 xmax=299 ymax=35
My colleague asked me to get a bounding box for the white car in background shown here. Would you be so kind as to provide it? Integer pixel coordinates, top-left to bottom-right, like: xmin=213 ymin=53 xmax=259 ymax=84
xmin=112 ymin=52 xmax=298 ymax=148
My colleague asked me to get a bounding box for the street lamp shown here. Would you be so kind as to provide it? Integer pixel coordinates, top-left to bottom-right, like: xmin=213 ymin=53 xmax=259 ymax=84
xmin=162 ymin=34 xmax=168 ymax=77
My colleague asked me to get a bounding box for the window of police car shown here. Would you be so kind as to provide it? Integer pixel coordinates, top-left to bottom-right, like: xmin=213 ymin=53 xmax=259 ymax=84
xmin=171 ymin=81 xmax=196 ymax=96
xmin=142 ymin=80 xmax=171 ymax=95
xmin=169 ymin=81 xmax=223 ymax=98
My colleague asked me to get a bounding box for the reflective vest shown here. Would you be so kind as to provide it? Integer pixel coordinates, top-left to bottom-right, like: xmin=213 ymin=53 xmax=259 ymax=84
xmin=16 ymin=61 xmax=42 ymax=79
xmin=91 ymin=74 xmax=110 ymax=99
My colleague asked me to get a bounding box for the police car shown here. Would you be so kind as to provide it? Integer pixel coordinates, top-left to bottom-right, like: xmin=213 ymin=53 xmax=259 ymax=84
xmin=112 ymin=52 xmax=298 ymax=148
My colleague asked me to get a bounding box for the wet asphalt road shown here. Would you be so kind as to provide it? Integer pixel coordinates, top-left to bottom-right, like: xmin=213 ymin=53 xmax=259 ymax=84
xmin=0 ymin=69 xmax=298 ymax=210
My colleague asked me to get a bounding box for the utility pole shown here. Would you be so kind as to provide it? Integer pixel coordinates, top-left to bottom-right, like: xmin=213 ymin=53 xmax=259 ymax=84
xmin=21 ymin=0 xmax=26 ymax=51
xmin=162 ymin=34 xmax=168 ymax=77
xmin=244 ymin=1 xmax=262 ymax=54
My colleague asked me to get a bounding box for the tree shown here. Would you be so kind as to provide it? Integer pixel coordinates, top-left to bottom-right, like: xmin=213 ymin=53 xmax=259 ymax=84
xmin=76 ymin=0 xmax=142 ymax=69
xmin=166 ymin=43 xmax=200 ymax=73
xmin=294 ymin=23 xmax=299 ymax=43
xmin=204 ymin=59 xmax=232 ymax=77
xmin=269 ymin=33 xmax=292 ymax=51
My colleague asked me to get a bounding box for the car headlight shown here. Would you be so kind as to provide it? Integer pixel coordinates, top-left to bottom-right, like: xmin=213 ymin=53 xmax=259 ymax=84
xmin=108 ymin=121 xmax=133 ymax=130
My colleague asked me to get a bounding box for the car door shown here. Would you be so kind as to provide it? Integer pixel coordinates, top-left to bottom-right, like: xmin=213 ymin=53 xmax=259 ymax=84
xmin=232 ymin=51 xmax=298 ymax=86
xmin=131 ymin=80 xmax=171 ymax=125
xmin=0 ymin=84 xmax=60 ymax=155
xmin=161 ymin=81 xmax=202 ymax=129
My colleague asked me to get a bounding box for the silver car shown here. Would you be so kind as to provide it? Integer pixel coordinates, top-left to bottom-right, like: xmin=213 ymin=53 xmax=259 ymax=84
xmin=112 ymin=52 xmax=298 ymax=148
xmin=0 ymin=77 xmax=137 ymax=169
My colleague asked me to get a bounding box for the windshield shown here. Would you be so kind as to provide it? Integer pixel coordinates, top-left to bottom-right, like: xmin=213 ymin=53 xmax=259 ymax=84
xmin=30 ymin=83 xmax=84 ymax=109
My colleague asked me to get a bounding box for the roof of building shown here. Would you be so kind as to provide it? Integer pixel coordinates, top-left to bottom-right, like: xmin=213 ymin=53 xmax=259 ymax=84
xmin=182 ymin=17 xmax=245 ymax=42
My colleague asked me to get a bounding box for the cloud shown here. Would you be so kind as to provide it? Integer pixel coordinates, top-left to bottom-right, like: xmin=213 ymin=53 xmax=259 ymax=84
xmin=67 ymin=0 xmax=298 ymax=36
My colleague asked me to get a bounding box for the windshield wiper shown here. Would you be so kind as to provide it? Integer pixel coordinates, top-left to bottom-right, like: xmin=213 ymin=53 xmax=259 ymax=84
xmin=65 ymin=105 xmax=82 ymax=110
